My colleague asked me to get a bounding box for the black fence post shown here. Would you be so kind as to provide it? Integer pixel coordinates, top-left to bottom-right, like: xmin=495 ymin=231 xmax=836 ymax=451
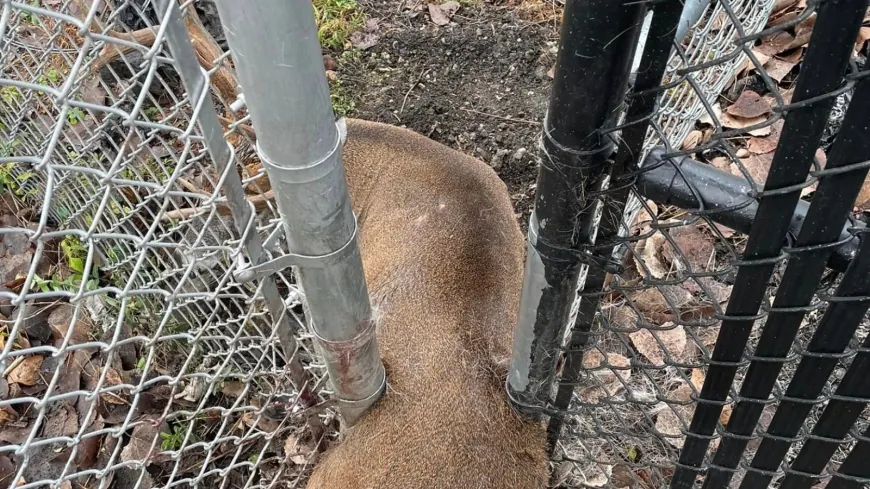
xmin=545 ymin=0 xmax=687 ymax=450
xmin=669 ymin=0 xmax=870 ymax=486
xmin=506 ymin=0 xmax=646 ymax=417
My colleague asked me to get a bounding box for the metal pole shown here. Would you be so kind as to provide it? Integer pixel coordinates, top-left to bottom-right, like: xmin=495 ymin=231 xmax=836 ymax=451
xmin=507 ymin=0 xmax=646 ymax=417
xmin=636 ymin=150 xmax=863 ymax=273
xmin=213 ymin=1 xmax=385 ymax=424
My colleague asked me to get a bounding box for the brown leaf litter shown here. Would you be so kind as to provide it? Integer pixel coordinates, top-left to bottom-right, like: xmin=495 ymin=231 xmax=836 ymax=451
xmin=629 ymin=322 xmax=688 ymax=367
xmin=428 ymin=1 xmax=461 ymax=26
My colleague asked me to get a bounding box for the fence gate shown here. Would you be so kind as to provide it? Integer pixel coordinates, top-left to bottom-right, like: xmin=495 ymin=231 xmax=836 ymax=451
xmin=507 ymin=0 xmax=870 ymax=488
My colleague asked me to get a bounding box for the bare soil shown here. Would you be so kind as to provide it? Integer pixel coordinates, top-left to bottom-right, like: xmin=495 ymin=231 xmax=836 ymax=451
xmin=336 ymin=0 xmax=558 ymax=227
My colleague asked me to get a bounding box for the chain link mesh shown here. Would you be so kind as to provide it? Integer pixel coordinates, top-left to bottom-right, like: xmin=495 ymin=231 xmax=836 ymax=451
xmin=0 ymin=2 xmax=331 ymax=488
xmin=554 ymin=0 xmax=870 ymax=488
xmin=3 ymin=1 xmax=869 ymax=489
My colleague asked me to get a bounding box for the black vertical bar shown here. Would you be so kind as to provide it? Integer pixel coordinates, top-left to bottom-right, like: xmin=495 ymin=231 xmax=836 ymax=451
xmin=702 ymin=68 xmax=870 ymax=489
xmin=824 ymin=425 xmax=870 ymax=489
xmin=507 ymin=0 xmax=645 ymax=415
xmin=734 ymin=76 xmax=870 ymax=489
xmin=546 ymin=0 xmax=685 ymax=450
xmin=777 ymin=287 xmax=870 ymax=489
xmin=669 ymin=0 xmax=869 ymax=486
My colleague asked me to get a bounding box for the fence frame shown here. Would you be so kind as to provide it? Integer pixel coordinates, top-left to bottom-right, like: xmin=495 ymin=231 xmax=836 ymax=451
xmin=211 ymin=0 xmax=385 ymax=425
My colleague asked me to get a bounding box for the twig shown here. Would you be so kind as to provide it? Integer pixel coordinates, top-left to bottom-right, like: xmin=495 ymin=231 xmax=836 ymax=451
xmin=400 ymin=67 xmax=431 ymax=114
xmin=175 ymin=176 xmax=202 ymax=194
xmin=459 ymin=108 xmax=541 ymax=126
xmin=161 ymin=190 xmax=275 ymax=221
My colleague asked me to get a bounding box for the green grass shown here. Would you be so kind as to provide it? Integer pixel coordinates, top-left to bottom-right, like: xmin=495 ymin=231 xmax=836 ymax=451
xmin=313 ymin=0 xmax=364 ymax=50
xmin=329 ymin=79 xmax=356 ymax=118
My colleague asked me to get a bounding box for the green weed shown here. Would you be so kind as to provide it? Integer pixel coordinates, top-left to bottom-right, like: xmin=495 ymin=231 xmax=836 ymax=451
xmin=313 ymin=0 xmax=364 ymax=49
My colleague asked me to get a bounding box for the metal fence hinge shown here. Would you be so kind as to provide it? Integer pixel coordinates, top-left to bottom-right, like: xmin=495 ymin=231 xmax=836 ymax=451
xmin=233 ymin=218 xmax=360 ymax=283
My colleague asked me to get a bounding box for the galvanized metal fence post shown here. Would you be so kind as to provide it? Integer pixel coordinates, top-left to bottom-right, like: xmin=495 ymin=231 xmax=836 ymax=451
xmin=212 ymin=0 xmax=385 ymax=424
xmin=507 ymin=0 xmax=646 ymax=416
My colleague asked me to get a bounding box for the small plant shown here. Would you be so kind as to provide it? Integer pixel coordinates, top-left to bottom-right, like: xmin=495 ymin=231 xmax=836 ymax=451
xmin=1 ymin=86 xmax=22 ymax=104
xmin=0 ymin=144 xmax=39 ymax=198
xmin=313 ymin=0 xmax=365 ymax=49
xmin=143 ymin=106 xmax=162 ymax=120
xmin=160 ymin=424 xmax=196 ymax=451
xmin=60 ymin=235 xmax=88 ymax=273
xmin=67 ymin=107 xmax=87 ymax=126
xmin=38 ymin=69 xmax=63 ymax=87
xmin=19 ymin=1 xmax=41 ymax=26
xmin=329 ymin=79 xmax=356 ymax=117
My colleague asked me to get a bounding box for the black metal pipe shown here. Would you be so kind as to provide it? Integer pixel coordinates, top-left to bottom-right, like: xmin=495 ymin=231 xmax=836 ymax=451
xmin=668 ymin=0 xmax=869 ymax=485
xmin=546 ymin=0 xmax=686 ymax=451
xmin=636 ymin=151 xmax=864 ymax=273
xmin=702 ymin=64 xmax=870 ymax=489
xmin=507 ymin=0 xmax=645 ymax=417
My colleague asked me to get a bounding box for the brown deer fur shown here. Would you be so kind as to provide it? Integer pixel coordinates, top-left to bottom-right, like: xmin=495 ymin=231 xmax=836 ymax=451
xmin=305 ymin=119 xmax=548 ymax=489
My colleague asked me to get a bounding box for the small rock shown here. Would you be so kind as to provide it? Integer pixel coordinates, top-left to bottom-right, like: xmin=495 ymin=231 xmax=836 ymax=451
xmin=736 ymin=148 xmax=750 ymax=158
xmin=490 ymin=149 xmax=510 ymax=170
xmin=322 ymin=54 xmax=336 ymax=71
xmin=512 ymin=148 xmax=527 ymax=160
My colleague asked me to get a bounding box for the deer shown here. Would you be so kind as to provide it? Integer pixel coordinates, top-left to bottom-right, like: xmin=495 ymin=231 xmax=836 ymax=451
xmin=303 ymin=118 xmax=549 ymax=489
xmin=100 ymin=8 xmax=548 ymax=483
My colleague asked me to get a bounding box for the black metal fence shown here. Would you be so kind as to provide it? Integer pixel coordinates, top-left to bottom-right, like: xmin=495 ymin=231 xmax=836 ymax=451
xmin=519 ymin=0 xmax=870 ymax=487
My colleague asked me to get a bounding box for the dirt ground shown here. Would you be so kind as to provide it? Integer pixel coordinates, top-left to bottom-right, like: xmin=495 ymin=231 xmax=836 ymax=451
xmin=336 ymin=0 xmax=558 ymax=227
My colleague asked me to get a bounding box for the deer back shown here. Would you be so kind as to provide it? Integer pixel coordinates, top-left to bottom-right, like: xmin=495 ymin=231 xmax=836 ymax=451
xmin=305 ymin=119 xmax=548 ymax=489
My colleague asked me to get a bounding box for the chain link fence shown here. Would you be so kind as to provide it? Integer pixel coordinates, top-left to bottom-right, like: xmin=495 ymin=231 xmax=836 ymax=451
xmin=0 ymin=1 xmax=332 ymax=488
xmin=546 ymin=0 xmax=870 ymax=488
xmin=4 ymin=1 xmax=870 ymax=489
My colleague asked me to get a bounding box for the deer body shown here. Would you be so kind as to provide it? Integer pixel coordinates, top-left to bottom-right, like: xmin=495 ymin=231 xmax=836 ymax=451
xmin=305 ymin=119 xmax=547 ymax=489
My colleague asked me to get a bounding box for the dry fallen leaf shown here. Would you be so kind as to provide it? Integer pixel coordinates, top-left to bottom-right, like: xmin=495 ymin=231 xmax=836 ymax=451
xmin=857 ymin=27 xmax=870 ymax=52
xmin=629 ymin=286 xmax=694 ymax=321
xmin=633 ymin=200 xmax=659 ymax=233
xmin=284 ymin=434 xmax=310 ymax=465
xmin=690 ymin=369 xmax=705 ymax=390
xmin=7 ymin=355 xmax=43 ymax=386
xmin=662 ymin=225 xmax=716 ymax=272
xmin=579 ymin=351 xmax=632 ymax=402
xmin=855 ymin=176 xmax=870 ymax=209
xmin=727 ymin=90 xmax=770 ymax=119
xmin=220 ymin=381 xmax=246 ymax=398
xmin=681 ymin=130 xmax=703 ymax=150
xmin=748 ymin=120 xmax=785 ymax=154
xmin=121 ymin=420 xmax=163 ymax=464
xmin=634 ymin=234 xmax=670 ymax=279
xmin=787 ymin=14 xmax=816 ymax=50
xmin=771 ymin=0 xmax=798 ymax=13
xmin=698 ymin=103 xmax=722 ymax=126
xmin=100 ymin=368 xmax=128 ymax=405
xmin=768 ymin=10 xmax=800 ymax=28
xmin=582 ymin=351 xmax=632 ymax=385
xmin=349 ymin=18 xmax=380 ymax=50
xmin=629 ymin=322 xmax=687 ymax=366
xmin=718 ymin=111 xmax=771 ymax=137
xmin=728 ymin=153 xmax=774 ymax=185
xmin=757 ymin=31 xmax=795 ymax=56
xmin=765 ymin=57 xmax=797 ymax=83
xmin=656 ymin=407 xmax=688 ymax=448
xmin=428 ymin=1 xmax=460 ymax=26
